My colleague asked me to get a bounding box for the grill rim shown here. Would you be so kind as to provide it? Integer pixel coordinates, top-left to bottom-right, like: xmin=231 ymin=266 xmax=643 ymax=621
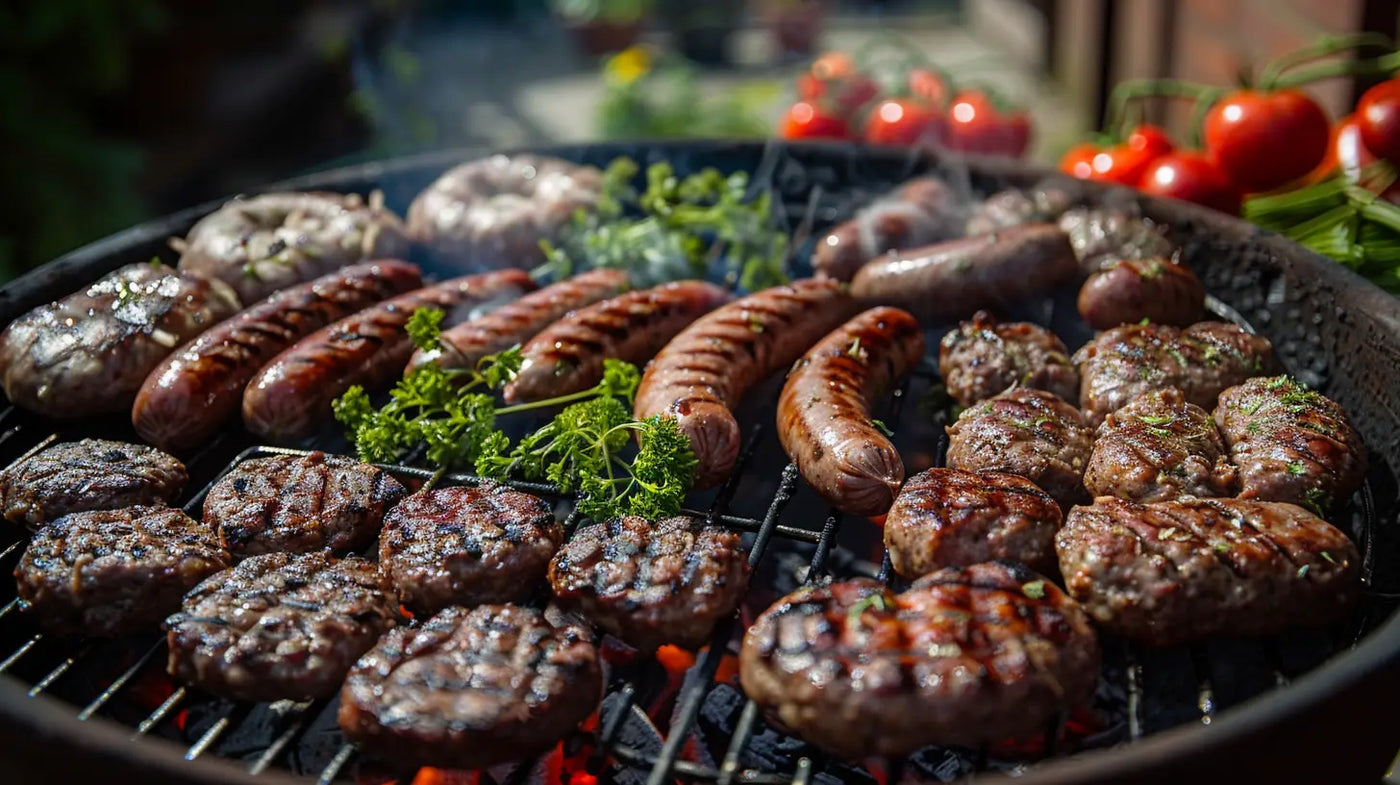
xmin=0 ymin=139 xmax=1396 ymax=784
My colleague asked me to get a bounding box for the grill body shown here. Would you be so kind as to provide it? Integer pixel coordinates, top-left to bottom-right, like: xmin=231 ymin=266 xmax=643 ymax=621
xmin=0 ymin=141 xmax=1396 ymax=784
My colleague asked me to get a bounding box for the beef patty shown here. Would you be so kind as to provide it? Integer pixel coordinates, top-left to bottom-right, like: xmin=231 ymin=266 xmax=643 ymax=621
xmin=0 ymin=439 xmax=186 ymax=529
xmin=945 ymin=387 xmax=1092 ymax=507
xmin=1084 ymin=387 xmax=1236 ymax=502
xmin=938 ymin=310 xmax=1078 ymax=408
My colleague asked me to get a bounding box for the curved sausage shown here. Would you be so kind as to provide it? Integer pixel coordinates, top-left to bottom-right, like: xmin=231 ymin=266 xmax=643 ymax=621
xmin=634 ymin=279 xmax=859 ymax=488
xmin=1076 ymin=256 xmax=1204 ymax=329
xmin=503 ymin=280 xmax=730 ymax=403
xmin=850 ymin=223 xmax=1078 ymax=324
xmin=243 ymin=269 xmax=535 ymax=442
xmin=133 ymin=260 xmax=423 ymax=453
xmin=812 ymin=177 xmax=962 ymax=282
xmin=408 ymin=268 xmax=630 ymax=376
xmin=777 ymin=307 xmax=924 ymax=516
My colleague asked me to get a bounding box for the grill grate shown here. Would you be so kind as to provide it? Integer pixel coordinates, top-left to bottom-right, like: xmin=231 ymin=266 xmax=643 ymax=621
xmin=0 ymin=311 xmax=1393 ymax=784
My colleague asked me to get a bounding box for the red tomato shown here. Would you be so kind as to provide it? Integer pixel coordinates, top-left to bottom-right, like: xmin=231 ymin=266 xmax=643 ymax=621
xmin=780 ymin=100 xmax=850 ymax=140
xmin=1125 ymin=124 xmax=1174 ymax=160
xmin=1138 ymin=152 xmax=1241 ymax=214
xmin=908 ymin=68 xmax=950 ymax=108
xmin=946 ymin=91 xmax=1032 ymax=158
xmin=1059 ymin=143 xmax=1101 ymax=179
xmin=1203 ymin=89 xmax=1330 ymax=194
xmin=1335 ymin=114 xmax=1376 ymax=181
xmin=1357 ymin=79 xmax=1400 ymax=166
xmin=811 ymin=51 xmax=858 ymax=81
xmin=864 ymin=98 xmax=948 ymax=146
xmin=796 ymin=72 xmax=824 ymax=101
xmin=804 ymin=51 xmax=878 ymax=115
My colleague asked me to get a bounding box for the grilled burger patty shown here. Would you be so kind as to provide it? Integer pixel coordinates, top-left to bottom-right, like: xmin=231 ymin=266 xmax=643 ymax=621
xmin=166 ymin=551 xmax=400 ymax=701
xmin=884 ymin=468 xmax=1062 ymax=578
xmin=1215 ymin=375 xmax=1367 ymax=512
xmin=1073 ymin=321 xmax=1275 ymax=426
xmin=938 ymin=310 xmax=1078 ymax=407
xmin=945 ymin=388 xmax=1092 ymax=507
xmin=548 ymin=515 xmax=749 ymax=651
xmin=203 ymin=452 xmax=407 ymax=558
xmin=739 ymin=563 xmax=1099 ymax=758
xmin=16 ymin=506 xmax=228 ymax=637
xmin=339 ymin=604 xmax=602 ymax=770
xmin=379 ymin=484 xmax=561 ymax=615
xmin=1055 ymin=496 xmax=1361 ymax=646
xmin=1084 ymin=387 xmax=1237 ymax=502
xmin=0 ymin=439 xmax=186 ymax=529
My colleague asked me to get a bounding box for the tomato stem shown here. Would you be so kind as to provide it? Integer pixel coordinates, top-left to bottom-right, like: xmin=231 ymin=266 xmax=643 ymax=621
xmin=1106 ymin=80 xmax=1218 ymax=143
xmin=1272 ymin=50 xmax=1400 ymax=90
xmin=1258 ymin=33 xmax=1395 ymax=89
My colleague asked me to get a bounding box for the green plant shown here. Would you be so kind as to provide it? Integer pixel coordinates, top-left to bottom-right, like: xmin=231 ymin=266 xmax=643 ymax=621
xmin=595 ymin=46 xmax=777 ymax=139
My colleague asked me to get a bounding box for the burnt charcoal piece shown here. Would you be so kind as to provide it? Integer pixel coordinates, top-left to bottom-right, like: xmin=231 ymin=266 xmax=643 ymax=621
xmin=166 ymin=551 xmax=400 ymax=701
xmin=339 ymin=604 xmax=602 ymax=770
xmin=938 ymin=310 xmax=1078 ymax=407
xmin=16 ymin=506 xmax=227 ymax=637
xmin=203 ymin=452 xmax=406 ymax=558
xmin=0 ymin=439 xmax=186 ymax=529
xmin=945 ymin=387 xmax=1092 ymax=507
xmin=1084 ymin=387 xmax=1236 ymax=502
xmin=379 ymin=484 xmax=561 ymax=615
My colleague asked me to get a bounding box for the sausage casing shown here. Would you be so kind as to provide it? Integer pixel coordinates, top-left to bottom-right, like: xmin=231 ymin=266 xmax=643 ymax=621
xmin=634 ymin=279 xmax=859 ymax=488
xmin=243 ymin=269 xmax=535 ymax=441
xmin=777 ymin=307 xmax=924 ymax=516
xmin=811 ymin=177 xmax=962 ymax=282
xmin=503 ymin=280 xmax=730 ymax=403
xmin=850 ymin=223 xmax=1078 ymax=323
xmin=1076 ymin=257 xmax=1204 ymax=330
xmin=133 ymin=260 xmax=423 ymax=452
xmin=409 ymin=268 xmax=630 ymax=376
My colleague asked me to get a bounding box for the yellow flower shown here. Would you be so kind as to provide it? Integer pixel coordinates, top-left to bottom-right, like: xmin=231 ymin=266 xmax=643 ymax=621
xmin=606 ymin=45 xmax=652 ymax=86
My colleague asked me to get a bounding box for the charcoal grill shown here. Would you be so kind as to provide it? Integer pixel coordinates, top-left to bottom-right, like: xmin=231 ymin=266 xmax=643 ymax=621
xmin=0 ymin=141 xmax=1397 ymax=785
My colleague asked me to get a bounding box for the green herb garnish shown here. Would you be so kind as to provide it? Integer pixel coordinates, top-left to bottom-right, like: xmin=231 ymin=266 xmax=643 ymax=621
xmin=1021 ymin=580 xmax=1046 ymax=599
xmin=847 ymin=593 xmax=891 ymax=624
xmin=1139 ymin=414 xmax=1173 ymax=426
xmin=1286 ymin=461 xmax=1309 ymax=476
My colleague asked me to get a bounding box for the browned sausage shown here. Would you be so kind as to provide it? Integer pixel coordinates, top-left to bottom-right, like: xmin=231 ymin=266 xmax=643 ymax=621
xmin=1076 ymin=257 xmax=1205 ymax=330
xmin=133 ymin=261 xmax=423 ymax=453
xmin=812 ymin=177 xmax=962 ymax=282
xmin=849 ymin=223 xmax=1078 ymax=324
xmin=503 ymin=280 xmax=730 ymax=403
xmin=243 ymin=269 xmax=535 ymax=442
xmin=634 ymin=279 xmax=859 ymax=488
xmin=408 ymin=268 xmax=629 ymax=376
xmin=777 ymin=307 xmax=924 ymax=516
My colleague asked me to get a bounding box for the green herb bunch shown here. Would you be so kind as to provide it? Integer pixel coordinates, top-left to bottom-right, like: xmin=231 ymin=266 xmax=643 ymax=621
xmin=332 ymin=308 xmax=697 ymax=522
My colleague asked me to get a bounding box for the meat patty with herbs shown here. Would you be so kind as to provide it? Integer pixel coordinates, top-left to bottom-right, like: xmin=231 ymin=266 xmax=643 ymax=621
xmin=739 ymin=562 xmax=1100 ymax=758
xmin=379 ymin=484 xmax=561 ymax=615
xmin=549 ymin=515 xmax=749 ymax=651
xmin=938 ymin=310 xmax=1078 ymax=407
xmin=1055 ymin=496 xmax=1361 ymax=646
xmin=945 ymin=388 xmax=1092 ymax=507
xmin=0 ymin=439 xmax=186 ymax=529
xmin=203 ymin=452 xmax=406 ymax=558
xmin=16 ymin=506 xmax=227 ymax=637
xmin=1084 ymin=387 xmax=1236 ymax=502
xmin=1215 ymin=375 xmax=1366 ymax=512
xmin=166 ymin=552 xmax=400 ymax=701
xmin=339 ymin=604 xmax=602 ymax=769
xmin=1073 ymin=321 xmax=1275 ymax=426
xmin=884 ymin=468 xmax=1062 ymax=578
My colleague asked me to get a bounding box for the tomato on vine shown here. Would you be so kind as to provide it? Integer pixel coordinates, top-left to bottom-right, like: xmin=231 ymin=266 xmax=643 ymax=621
xmin=1357 ymin=78 xmax=1400 ymax=167
xmin=1138 ymin=152 xmax=1241 ymax=214
xmin=945 ymin=90 xmax=1031 ymax=158
xmin=1202 ymin=89 xmax=1331 ymax=194
xmin=864 ymin=98 xmax=947 ymax=146
xmin=780 ymin=100 xmax=850 ymax=140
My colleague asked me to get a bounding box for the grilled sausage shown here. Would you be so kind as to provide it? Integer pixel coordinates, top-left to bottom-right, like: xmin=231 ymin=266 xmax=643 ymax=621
xmin=1074 ymin=321 xmax=1275 ymax=426
xmin=243 ymin=269 xmax=534 ymax=441
xmin=1057 ymin=206 xmax=1175 ymax=273
xmin=812 ymin=176 xmax=963 ymax=281
xmin=408 ymin=154 xmax=602 ymax=268
xmin=1076 ymin=257 xmax=1204 ymax=330
xmin=634 ymin=279 xmax=859 ymax=488
xmin=1215 ymin=375 xmax=1367 ymax=512
xmin=133 ymin=260 xmax=422 ymax=452
xmin=504 ymin=280 xmax=730 ymax=403
xmin=777 ymin=307 xmax=924 ymax=516
xmin=1055 ymin=496 xmax=1361 ymax=646
xmin=176 ymin=191 xmax=410 ymax=305
xmin=964 ymin=184 xmax=1077 ymax=236
xmin=408 ymin=268 xmax=629 ymax=375
xmin=938 ymin=310 xmax=1078 ymax=407
xmin=0 ymin=263 xmax=241 ymax=418
xmin=850 ymin=223 xmax=1078 ymax=324
xmin=946 ymin=387 xmax=1092 ymax=508
xmin=1085 ymin=387 xmax=1235 ymax=503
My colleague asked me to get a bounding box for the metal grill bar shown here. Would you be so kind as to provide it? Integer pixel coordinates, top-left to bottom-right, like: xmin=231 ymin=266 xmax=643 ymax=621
xmin=0 ymin=633 xmax=41 ymax=674
xmin=248 ymin=700 xmax=320 ymax=775
xmin=77 ymin=639 xmax=167 ymax=720
xmin=186 ymin=707 xmax=246 ymax=760
xmin=316 ymin=743 xmax=357 ymax=785
xmin=27 ymin=643 xmax=92 ymax=696
xmin=135 ymin=686 xmax=187 ymax=737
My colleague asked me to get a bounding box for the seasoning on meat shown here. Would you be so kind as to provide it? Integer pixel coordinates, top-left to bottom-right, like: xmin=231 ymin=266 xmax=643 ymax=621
xmin=739 ymin=563 xmax=1100 ymax=758
xmin=379 ymin=484 xmax=562 ymax=615
xmin=203 ymin=452 xmax=406 ymax=558
xmin=945 ymin=387 xmax=1092 ymax=507
xmin=938 ymin=310 xmax=1078 ymax=407
xmin=0 ymin=439 xmax=186 ymax=529
xmin=1084 ymin=387 xmax=1237 ymax=502
xmin=166 ymin=552 xmax=400 ymax=701
xmin=1055 ymin=496 xmax=1361 ymax=646
xmin=16 ymin=506 xmax=227 ymax=637
xmin=549 ymin=515 xmax=749 ymax=651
